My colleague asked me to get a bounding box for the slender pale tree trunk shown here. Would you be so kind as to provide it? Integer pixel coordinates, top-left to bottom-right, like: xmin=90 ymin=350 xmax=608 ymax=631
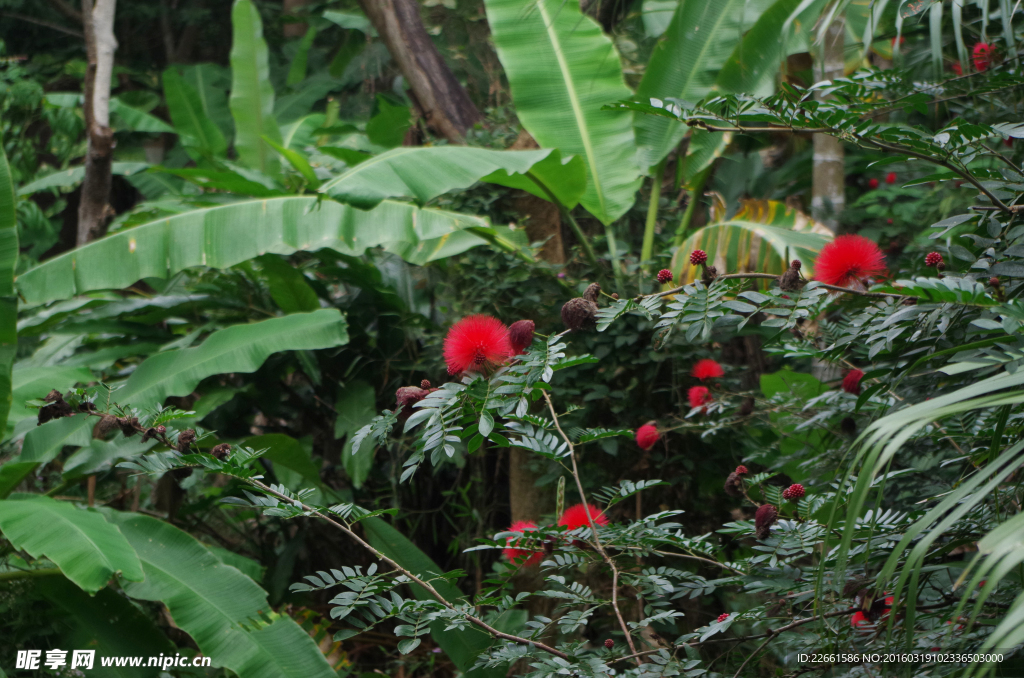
xmin=77 ymin=0 xmax=117 ymax=246
xmin=811 ymin=16 xmax=845 ymax=231
xmin=356 ymin=0 xmax=479 ymax=143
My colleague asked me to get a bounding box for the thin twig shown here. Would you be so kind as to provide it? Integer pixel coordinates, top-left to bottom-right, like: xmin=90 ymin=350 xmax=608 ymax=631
xmin=648 ymin=272 xmax=907 ymax=301
xmin=249 ymin=478 xmax=570 ymax=659
xmin=542 ymin=390 xmax=640 ymax=661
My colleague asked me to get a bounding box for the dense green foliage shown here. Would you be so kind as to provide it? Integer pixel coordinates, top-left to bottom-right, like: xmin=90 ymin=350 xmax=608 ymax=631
xmin=2 ymin=0 xmax=1024 ymax=677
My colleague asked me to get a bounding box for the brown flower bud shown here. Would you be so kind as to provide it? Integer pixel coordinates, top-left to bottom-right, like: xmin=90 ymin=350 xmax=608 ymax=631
xmin=611 ymin=293 xmax=619 ymax=300
xmin=420 ymin=379 xmax=432 ymax=390
xmin=176 ymin=428 xmax=197 ymax=452
xmin=779 ymin=261 xmax=804 ymax=292
xmin=210 ymin=443 xmax=231 ymax=460
xmin=755 ymin=504 xmax=778 ymax=540
xmin=118 ymin=417 xmax=140 ymax=437
xmin=38 ymin=390 xmax=74 ymax=426
xmin=561 ymin=297 xmax=599 ymax=331
xmin=396 ymin=386 xmax=432 ymax=421
xmin=739 ymin=397 xmax=755 ymax=416
xmin=508 ymin=319 xmax=536 ymax=354
xmin=583 ymin=283 xmax=601 ymax=303
xmin=701 ymin=265 xmax=719 ymax=286
xmin=724 ymin=472 xmax=743 ymax=497
xmin=77 ymin=401 xmax=97 ymax=412
xmin=141 ymin=427 xmax=160 ymax=442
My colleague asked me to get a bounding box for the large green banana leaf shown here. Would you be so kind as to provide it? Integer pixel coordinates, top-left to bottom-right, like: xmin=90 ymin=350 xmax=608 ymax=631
xmin=15 ymin=197 xmax=503 ymax=305
xmin=0 ymin=134 xmax=15 ymax=433
xmin=108 ymin=512 xmax=337 ymax=678
xmin=230 ymin=0 xmax=283 ymax=176
xmin=7 ymin=364 xmax=93 ymax=432
xmin=0 ymin=494 xmax=144 ymax=593
xmin=363 ymin=517 xmax=505 ymax=678
xmin=115 ymin=309 xmax=348 ymax=409
xmin=636 ymin=0 xmax=819 ymax=172
xmin=320 ymin=147 xmax=585 ymax=210
xmin=636 ymin=0 xmax=748 ymax=170
xmin=36 ymin=576 xmax=175 ymax=678
xmin=164 ymin=67 xmax=229 ymax=160
xmin=671 ymin=199 xmax=832 ymax=284
xmin=484 ymin=0 xmax=641 ymax=224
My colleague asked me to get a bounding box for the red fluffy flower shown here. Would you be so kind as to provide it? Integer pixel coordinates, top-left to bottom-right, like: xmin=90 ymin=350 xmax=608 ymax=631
xmin=814 ymin=235 xmax=886 ymax=287
xmin=691 ymin=359 xmax=724 ymax=381
xmin=842 ymin=369 xmax=865 ymax=395
xmin=558 ymin=503 xmax=609 ymax=531
xmin=502 ymin=520 xmax=543 ymax=566
xmin=973 ymin=42 xmax=994 ymax=71
xmin=688 ymin=386 xmax=712 ymax=410
xmin=868 ymin=178 xmax=879 ymax=189
xmin=443 ymin=315 xmax=513 ymax=374
xmin=635 ymin=423 xmax=659 ymax=451
xmin=885 ymin=172 xmax=897 ymax=184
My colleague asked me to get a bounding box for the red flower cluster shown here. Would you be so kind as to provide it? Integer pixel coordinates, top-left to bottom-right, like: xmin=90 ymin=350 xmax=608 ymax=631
xmin=656 ymin=269 xmax=673 ymax=284
xmin=691 ymin=359 xmax=724 ymax=381
xmin=868 ymin=178 xmax=879 ymax=189
xmin=688 ymin=386 xmax=712 ymax=410
xmin=885 ymin=172 xmax=897 ymax=184
xmin=502 ymin=520 xmax=544 ymax=566
xmin=843 ymin=369 xmax=865 ymax=395
xmin=635 ymin=423 xmax=659 ymax=451
xmin=782 ymin=483 xmax=805 ymax=501
xmin=973 ymin=42 xmax=994 ymax=71
xmin=735 ymin=465 xmax=748 ymax=475
xmin=690 ymin=249 xmax=708 ymax=266
xmin=925 ymin=252 xmax=943 ymax=267
xmin=717 ymin=613 xmax=730 ymax=623
xmin=502 ymin=504 xmax=612 ymax=567
xmin=443 ymin=315 xmax=513 ymax=374
xmin=559 ymin=503 xmax=609 ymax=531
xmin=814 ymin=235 xmax=886 ymax=287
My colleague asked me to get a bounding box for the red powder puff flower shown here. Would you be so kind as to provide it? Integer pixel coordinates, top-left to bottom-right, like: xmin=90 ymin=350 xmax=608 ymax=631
xmin=782 ymin=483 xmax=805 ymax=501
xmin=814 ymin=234 xmax=886 ymax=287
xmin=558 ymin=503 xmax=609 ymax=531
xmin=851 ymin=611 xmax=870 ymax=628
xmin=635 ymin=423 xmax=659 ymax=451
xmin=952 ymin=62 xmax=963 ymax=76
xmin=691 ymin=359 xmax=724 ymax=381
xmin=508 ymin=319 xmax=535 ymax=354
xmin=885 ymin=172 xmax=897 ymax=184
xmin=843 ymin=369 xmax=865 ymax=395
xmin=688 ymin=386 xmax=712 ymax=410
xmin=717 ymin=613 xmax=730 ymax=623
xmin=868 ymin=178 xmax=879 ymax=189
xmin=973 ymin=42 xmax=994 ymax=71
xmin=502 ymin=520 xmax=544 ymax=566
xmin=443 ymin=315 xmax=513 ymax=374
xmin=925 ymin=252 xmax=943 ymax=267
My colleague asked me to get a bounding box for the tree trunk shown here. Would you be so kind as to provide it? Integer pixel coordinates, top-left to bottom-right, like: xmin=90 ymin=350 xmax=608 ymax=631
xmin=811 ymin=16 xmax=844 ymax=231
xmin=77 ymin=0 xmax=117 ymax=246
xmin=283 ymin=0 xmax=311 ymax=38
xmin=356 ymin=0 xmax=479 ymax=143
